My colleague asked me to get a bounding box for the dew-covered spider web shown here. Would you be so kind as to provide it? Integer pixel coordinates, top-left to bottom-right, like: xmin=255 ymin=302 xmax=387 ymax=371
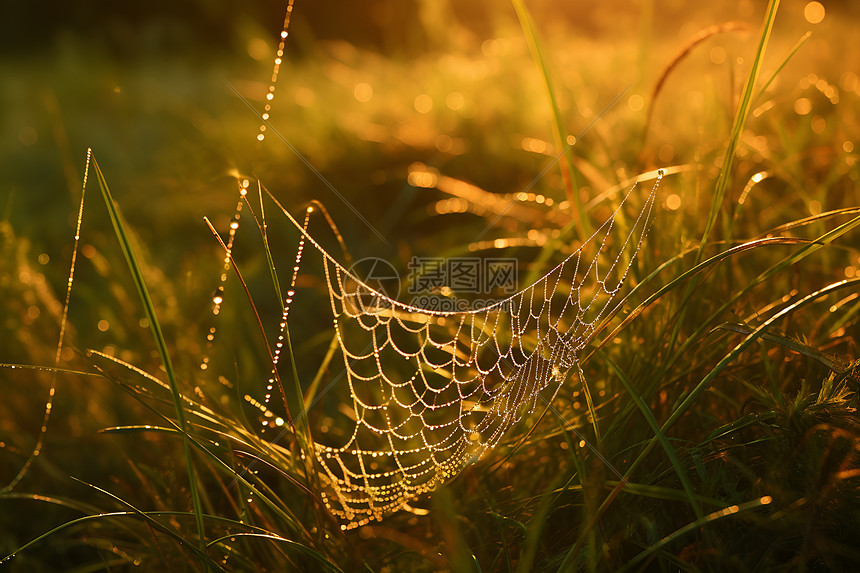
xmin=270 ymin=173 xmax=661 ymax=530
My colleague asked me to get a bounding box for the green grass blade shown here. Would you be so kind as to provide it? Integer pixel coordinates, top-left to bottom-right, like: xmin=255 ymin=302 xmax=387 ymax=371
xmin=93 ymin=361 xmax=313 ymax=537
xmin=511 ymin=0 xmax=588 ymax=238
xmin=602 ymin=351 xmax=702 ymax=519
xmin=714 ymin=321 xmax=849 ymax=373
xmin=696 ymin=0 xmax=780 ymax=260
xmin=206 ymin=533 xmax=341 ymax=573
xmin=754 ymin=31 xmax=811 ymax=103
xmin=2 ymin=510 xmax=213 ymax=568
xmin=580 ymin=215 xmax=860 ymax=550
xmin=619 ymin=496 xmax=773 ymax=572
xmin=661 ymin=279 xmax=859 ymax=434
xmin=90 ymin=153 xmax=211 ymax=567
xmin=257 ymin=182 xmax=284 ymax=304
xmin=69 ymin=476 xmax=217 ymax=566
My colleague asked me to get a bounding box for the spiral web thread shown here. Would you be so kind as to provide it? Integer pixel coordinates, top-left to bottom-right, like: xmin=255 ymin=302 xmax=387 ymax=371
xmin=278 ymin=174 xmax=662 ymax=530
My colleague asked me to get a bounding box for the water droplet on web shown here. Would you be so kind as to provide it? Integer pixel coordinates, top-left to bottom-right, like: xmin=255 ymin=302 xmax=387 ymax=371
xmin=255 ymin=0 xmax=295 ymax=143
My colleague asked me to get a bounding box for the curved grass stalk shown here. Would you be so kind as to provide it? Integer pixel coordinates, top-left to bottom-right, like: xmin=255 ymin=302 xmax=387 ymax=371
xmin=206 ymin=533 xmax=342 ymax=572
xmin=696 ymin=0 xmax=780 ymax=260
xmin=0 ymin=151 xmax=90 ymax=494
xmin=90 ymin=153 xmax=211 ymax=567
xmin=511 ymin=0 xmax=587 ymax=238
xmin=86 ymin=356 xmax=316 ymax=539
xmin=602 ymin=351 xmax=703 ymax=519
xmin=88 ymin=358 xmax=316 ymax=538
xmin=619 ymin=496 xmax=774 ymax=572
xmin=203 ymin=217 xmax=295 ymax=430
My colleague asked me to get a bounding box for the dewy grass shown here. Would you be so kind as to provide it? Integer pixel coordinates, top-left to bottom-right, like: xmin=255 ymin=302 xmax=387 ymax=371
xmin=90 ymin=152 xmax=211 ymax=568
xmin=511 ymin=0 xmax=587 ymax=238
xmin=2 ymin=0 xmax=860 ymax=571
xmin=696 ymin=0 xmax=780 ymax=259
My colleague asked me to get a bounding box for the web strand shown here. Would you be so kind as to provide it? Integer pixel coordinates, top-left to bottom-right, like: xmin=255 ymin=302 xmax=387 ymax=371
xmin=2 ymin=150 xmax=92 ymax=493
xmin=271 ymin=172 xmax=662 ymax=529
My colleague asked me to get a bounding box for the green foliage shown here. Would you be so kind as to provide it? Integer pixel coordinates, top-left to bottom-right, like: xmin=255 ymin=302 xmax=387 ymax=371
xmin=2 ymin=0 xmax=859 ymax=571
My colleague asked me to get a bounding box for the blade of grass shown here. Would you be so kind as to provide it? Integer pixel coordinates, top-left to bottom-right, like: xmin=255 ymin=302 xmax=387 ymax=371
xmin=90 ymin=152 xmax=211 ymax=567
xmin=588 ymin=278 xmax=860 ymax=549
xmin=618 ymin=496 xmax=773 ymax=572
xmin=662 ymin=279 xmax=859 ymax=434
xmin=588 ymin=206 xmax=860 ymax=376
xmin=88 ymin=357 xmax=316 ymax=537
xmin=714 ymin=321 xmax=850 ymax=373
xmin=70 ymin=477 xmax=218 ymax=567
xmin=511 ymin=0 xmax=587 ymax=238
xmin=568 ymin=219 xmax=860 ymax=561
xmin=256 ymin=181 xmax=284 ymax=304
xmin=203 ymin=216 xmax=294 ymax=428
xmin=93 ymin=360 xmax=320 ymax=539
xmin=754 ymin=31 xmax=811 ymax=103
xmin=1 ymin=150 xmax=90 ymax=494
xmin=1 ymin=512 xmax=198 ymax=567
xmin=644 ymin=22 xmax=747 ymax=148
xmin=219 ymin=196 xmax=317 ymax=487
xmin=652 ymin=0 xmax=782 ymax=429
xmin=515 ymin=469 xmax=569 ymax=573
xmin=601 ymin=350 xmax=702 ymax=519
xmin=663 ymin=0 xmax=780 ymax=388
xmin=206 ymin=533 xmax=341 ymax=572
xmin=641 ymin=213 xmax=860 ymax=389
xmin=696 ymin=0 xmax=780 ymax=260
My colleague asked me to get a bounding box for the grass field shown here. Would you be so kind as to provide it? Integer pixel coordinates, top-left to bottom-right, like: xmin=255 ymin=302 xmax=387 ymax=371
xmin=2 ymin=0 xmax=859 ymax=571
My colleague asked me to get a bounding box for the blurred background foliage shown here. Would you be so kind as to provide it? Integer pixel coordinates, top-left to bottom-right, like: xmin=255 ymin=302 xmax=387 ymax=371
xmin=3 ymin=0 xmax=858 ymax=353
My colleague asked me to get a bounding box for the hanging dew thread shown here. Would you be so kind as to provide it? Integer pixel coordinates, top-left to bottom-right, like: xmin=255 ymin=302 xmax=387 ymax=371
xmin=200 ymin=0 xmax=295 ymax=375
xmin=257 ymin=0 xmax=294 ymax=143
xmin=200 ymin=178 xmax=247 ymax=372
xmin=266 ymin=172 xmax=662 ymax=529
xmin=261 ymin=204 xmax=309 ymax=416
xmin=1 ymin=150 xmax=91 ymax=493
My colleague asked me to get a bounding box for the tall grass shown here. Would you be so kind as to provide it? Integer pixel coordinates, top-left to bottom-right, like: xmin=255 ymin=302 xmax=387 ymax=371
xmin=2 ymin=1 xmax=859 ymax=571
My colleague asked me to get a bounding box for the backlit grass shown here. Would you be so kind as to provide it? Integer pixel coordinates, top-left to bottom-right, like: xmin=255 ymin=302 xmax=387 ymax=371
xmin=2 ymin=1 xmax=859 ymax=571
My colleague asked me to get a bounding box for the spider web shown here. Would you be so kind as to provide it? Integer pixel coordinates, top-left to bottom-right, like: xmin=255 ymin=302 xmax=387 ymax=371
xmin=277 ymin=174 xmax=662 ymax=530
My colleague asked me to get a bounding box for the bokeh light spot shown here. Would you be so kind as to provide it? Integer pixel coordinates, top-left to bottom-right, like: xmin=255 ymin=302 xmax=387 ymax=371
xmin=804 ymin=2 xmax=825 ymax=24
xmin=414 ymin=94 xmax=433 ymax=113
xmin=521 ymin=137 xmax=547 ymax=154
xmin=811 ymin=115 xmax=826 ymax=134
xmin=446 ymin=91 xmax=464 ymax=110
xmin=481 ymin=39 xmax=499 ymax=57
xmin=794 ymin=97 xmax=812 ymax=115
xmin=435 ymin=134 xmax=454 ymax=152
xmin=246 ymin=37 xmax=270 ymax=61
xmin=354 ymin=83 xmax=373 ymax=103
xmin=709 ymin=46 xmax=727 ymax=65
